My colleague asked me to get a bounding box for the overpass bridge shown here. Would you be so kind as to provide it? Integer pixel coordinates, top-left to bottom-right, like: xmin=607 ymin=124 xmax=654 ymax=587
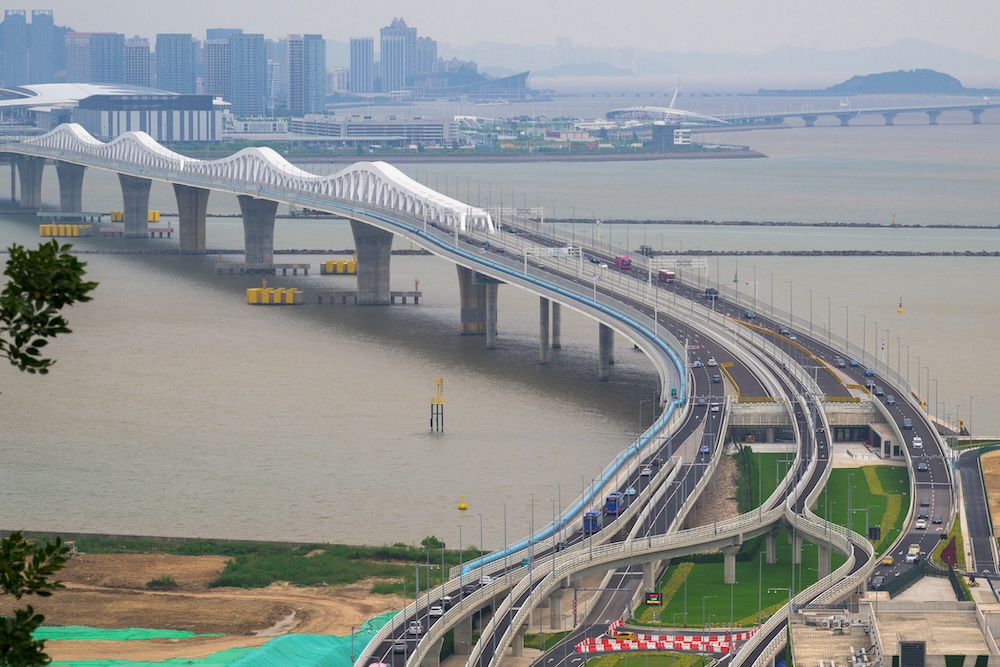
xmin=0 ymin=125 xmax=969 ymax=667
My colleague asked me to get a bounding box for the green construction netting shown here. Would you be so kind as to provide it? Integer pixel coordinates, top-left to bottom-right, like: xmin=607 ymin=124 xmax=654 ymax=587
xmin=45 ymin=609 xmax=397 ymax=667
xmin=36 ymin=627 xmax=222 ymax=641
xmin=49 ymin=647 xmax=254 ymax=667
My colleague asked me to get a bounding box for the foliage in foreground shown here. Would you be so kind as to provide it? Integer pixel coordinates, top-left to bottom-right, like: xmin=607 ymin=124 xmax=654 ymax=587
xmin=1 ymin=241 xmax=97 ymax=377
xmin=0 ymin=532 xmax=70 ymax=667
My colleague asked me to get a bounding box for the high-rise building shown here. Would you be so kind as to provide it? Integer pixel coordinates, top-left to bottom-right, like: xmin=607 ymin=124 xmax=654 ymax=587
xmin=156 ymin=33 xmax=196 ymax=94
xmin=380 ymin=17 xmax=416 ymax=89
xmin=125 ymin=36 xmax=150 ymax=87
xmin=267 ymin=38 xmax=285 ymax=109
xmin=64 ymin=32 xmax=91 ymax=82
xmin=349 ymin=37 xmax=373 ymax=94
xmin=202 ymin=39 xmax=229 ymax=100
xmin=228 ymin=33 xmax=266 ymax=117
xmin=287 ymin=33 xmax=325 ymax=114
xmin=89 ymin=33 xmax=125 ymax=84
xmin=0 ymin=10 xmax=28 ymax=87
xmin=205 ymin=28 xmax=242 ymax=42
xmin=380 ymin=34 xmax=405 ymax=93
xmin=415 ymin=36 xmax=436 ymax=78
xmin=28 ymin=10 xmax=56 ymax=84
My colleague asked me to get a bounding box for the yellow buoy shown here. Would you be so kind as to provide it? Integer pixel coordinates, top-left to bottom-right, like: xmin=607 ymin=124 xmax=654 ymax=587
xmin=897 ymin=297 xmax=903 ymax=314
xmin=458 ymin=496 xmax=468 ymax=510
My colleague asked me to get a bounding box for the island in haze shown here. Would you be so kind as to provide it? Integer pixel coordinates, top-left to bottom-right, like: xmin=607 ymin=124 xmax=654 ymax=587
xmin=757 ymin=69 xmax=999 ymax=96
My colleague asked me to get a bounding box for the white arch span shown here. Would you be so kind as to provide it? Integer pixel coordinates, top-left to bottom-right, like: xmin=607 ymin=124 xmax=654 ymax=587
xmin=20 ymin=123 xmax=494 ymax=232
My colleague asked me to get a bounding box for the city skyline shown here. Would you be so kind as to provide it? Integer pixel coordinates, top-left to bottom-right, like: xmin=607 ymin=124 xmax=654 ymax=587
xmin=6 ymin=0 xmax=999 ymax=64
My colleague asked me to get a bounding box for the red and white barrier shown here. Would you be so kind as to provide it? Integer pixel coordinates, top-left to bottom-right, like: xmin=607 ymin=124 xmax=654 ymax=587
xmin=576 ymin=626 xmax=758 ymax=655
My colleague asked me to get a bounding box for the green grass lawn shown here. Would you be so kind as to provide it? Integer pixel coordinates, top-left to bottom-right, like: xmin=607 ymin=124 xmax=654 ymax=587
xmin=813 ymin=466 xmax=910 ymax=554
xmin=634 ymin=525 xmax=846 ymax=629
xmin=741 ymin=451 xmax=797 ymax=510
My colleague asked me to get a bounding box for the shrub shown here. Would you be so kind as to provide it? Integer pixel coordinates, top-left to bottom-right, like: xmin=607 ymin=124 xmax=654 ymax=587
xmin=146 ymin=575 xmax=179 ymax=590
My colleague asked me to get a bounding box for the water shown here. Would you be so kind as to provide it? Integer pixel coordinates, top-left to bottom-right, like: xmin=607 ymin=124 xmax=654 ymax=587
xmin=1 ymin=107 xmax=998 ymax=549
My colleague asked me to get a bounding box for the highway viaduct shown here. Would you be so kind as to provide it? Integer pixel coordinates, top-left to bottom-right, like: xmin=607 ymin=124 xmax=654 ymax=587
xmin=0 ymin=124 xmax=971 ymax=667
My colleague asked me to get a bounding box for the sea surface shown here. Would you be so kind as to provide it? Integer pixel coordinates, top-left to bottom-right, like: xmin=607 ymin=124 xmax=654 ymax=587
xmin=1 ymin=102 xmax=998 ymax=549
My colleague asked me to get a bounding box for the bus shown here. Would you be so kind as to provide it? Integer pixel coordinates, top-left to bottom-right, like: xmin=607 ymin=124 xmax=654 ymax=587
xmin=657 ymin=269 xmax=676 ymax=284
xmin=583 ymin=511 xmax=602 ymax=535
xmin=614 ymin=255 xmax=632 ymax=270
xmin=604 ymin=492 xmax=623 ymax=515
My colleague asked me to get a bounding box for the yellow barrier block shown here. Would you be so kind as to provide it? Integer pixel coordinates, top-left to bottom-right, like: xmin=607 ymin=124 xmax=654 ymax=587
xmin=346 ymin=260 xmax=356 ymax=273
xmin=69 ymin=224 xmax=79 ymax=236
xmin=246 ymin=288 xmax=262 ymax=304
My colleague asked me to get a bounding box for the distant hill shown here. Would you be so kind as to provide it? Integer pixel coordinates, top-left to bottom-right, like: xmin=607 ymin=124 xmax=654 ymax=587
xmin=533 ymin=63 xmax=634 ymax=77
xmin=758 ymin=69 xmax=997 ymax=96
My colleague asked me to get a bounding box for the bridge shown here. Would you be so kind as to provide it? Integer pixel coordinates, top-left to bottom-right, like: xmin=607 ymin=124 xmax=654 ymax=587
xmin=718 ymin=100 xmax=1000 ymax=127
xmin=0 ymin=125 xmax=979 ymax=667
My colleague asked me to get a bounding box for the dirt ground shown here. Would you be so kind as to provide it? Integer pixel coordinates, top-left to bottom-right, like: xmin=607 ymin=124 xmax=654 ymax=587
xmin=0 ymin=552 xmax=402 ymax=663
xmin=980 ymin=451 xmax=1000 ymax=534
xmin=686 ymin=451 xmax=741 ymax=528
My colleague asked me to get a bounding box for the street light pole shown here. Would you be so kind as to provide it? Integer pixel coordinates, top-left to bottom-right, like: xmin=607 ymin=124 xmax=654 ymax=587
xmin=786 ymin=280 xmax=793 ymax=325
xmin=807 ymin=288 xmax=813 ymax=333
xmin=702 ymin=595 xmax=717 ymax=628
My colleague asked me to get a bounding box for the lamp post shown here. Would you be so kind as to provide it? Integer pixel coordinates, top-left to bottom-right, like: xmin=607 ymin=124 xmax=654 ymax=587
xmin=786 ymin=280 xmax=793 ymax=325
xmin=970 ymin=396 xmax=976 ymax=436
xmin=842 ymin=305 xmax=850 ymax=351
xmin=806 ymin=288 xmax=813 ymax=333
xmin=933 ymin=378 xmax=939 ymax=422
xmin=860 ymin=313 xmax=867 ymax=361
xmin=852 ymin=506 xmax=875 ymax=540
xmin=457 ymin=524 xmax=463 ymax=607
xmin=823 ymin=296 xmax=831 ymax=343
xmin=904 ymin=344 xmax=911 ymax=384
xmin=766 ymin=273 xmax=775 ymax=318
xmin=478 ymin=513 xmax=484 ymax=585
xmin=702 ymin=595 xmax=717 ymax=628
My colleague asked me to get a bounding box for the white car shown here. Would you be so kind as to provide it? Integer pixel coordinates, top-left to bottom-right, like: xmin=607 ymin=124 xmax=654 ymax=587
xmin=408 ymin=620 xmax=423 ymax=635
xmin=707 ymin=358 xmax=717 ymax=366
xmin=641 ymin=466 xmax=652 ymax=476
xmin=912 ymin=436 xmax=923 ymax=449
xmin=429 ymin=605 xmax=443 ymax=617
xmin=915 ymin=518 xmax=927 ymax=530
xmin=479 ymin=575 xmax=494 ymax=586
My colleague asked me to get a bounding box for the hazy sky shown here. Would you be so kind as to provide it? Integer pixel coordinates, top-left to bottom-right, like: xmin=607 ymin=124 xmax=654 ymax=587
xmin=14 ymin=0 xmax=1000 ymax=61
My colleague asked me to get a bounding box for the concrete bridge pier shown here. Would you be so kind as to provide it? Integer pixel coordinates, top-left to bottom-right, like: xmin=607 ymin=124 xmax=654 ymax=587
xmin=458 ymin=266 xmax=488 ymax=335
xmin=818 ymin=543 xmax=831 ymax=578
xmin=119 ymin=174 xmax=151 ymax=238
xmin=55 ymin=161 xmax=85 ymax=212
xmin=539 ymin=298 xmax=551 ymax=364
xmin=881 ymin=112 xmax=898 ymax=126
xmin=766 ymin=528 xmax=778 ymax=564
xmin=722 ymin=545 xmax=740 ymax=584
xmin=15 ymin=156 xmax=44 ymax=209
xmin=453 ymin=615 xmax=474 ymax=655
xmin=419 ymin=637 xmax=443 ymax=667
xmin=836 ymin=114 xmax=853 ymax=127
xmin=237 ymin=195 xmax=277 ymax=264
xmin=549 ymin=586 xmax=568 ymax=629
xmin=511 ymin=624 xmax=526 ymax=657
xmin=926 ymin=111 xmax=941 ymax=125
xmin=351 ymin=219 xmax=393 ymax=305
xmin=598 ymin=323 xmax=613 ymax=381
xmin=802 ymin=115 xmax=818 ymax=127
xmin=791 ymin=531 xmax=802 ymax=565
xmin=643 ymin=561 xmax=657 ymax=591
xmin=551 ymin=302 xmax=562 ymax=348
xmin=971 ymin=109 xmax=983 ymax=124
xmin=173 ymin=184 xmax=210 ymax=254
xmin=485 ymin=282 xmax=498 ymax=349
